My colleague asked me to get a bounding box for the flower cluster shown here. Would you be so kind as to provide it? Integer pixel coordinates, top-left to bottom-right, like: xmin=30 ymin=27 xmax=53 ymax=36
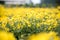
xmin=0 ymin=5 xmax=60 ymax=40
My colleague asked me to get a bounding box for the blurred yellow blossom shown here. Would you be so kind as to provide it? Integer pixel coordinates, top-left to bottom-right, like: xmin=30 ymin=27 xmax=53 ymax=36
xmin=0 ymin=31 xmax=16 ymax=40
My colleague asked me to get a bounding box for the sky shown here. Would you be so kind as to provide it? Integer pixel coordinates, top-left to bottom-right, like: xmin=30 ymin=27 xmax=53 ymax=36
xmin=26 ymin=0 xmax=41 ymax=4
xmin=31 ymin=0 xmax=41 ymax=4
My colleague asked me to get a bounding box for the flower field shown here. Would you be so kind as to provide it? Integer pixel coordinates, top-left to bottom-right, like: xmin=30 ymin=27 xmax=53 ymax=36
xmin=0 ymin=5 xmax=60 ymax=40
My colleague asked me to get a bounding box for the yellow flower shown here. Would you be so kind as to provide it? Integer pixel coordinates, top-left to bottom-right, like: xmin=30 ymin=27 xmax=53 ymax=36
xmin=57 ymin=13 xmax=60 ymax=19
xmin=28 ymin=31 xmax=60 ymax=40
xmin=0 ymin=31 xmax=16 ymax=40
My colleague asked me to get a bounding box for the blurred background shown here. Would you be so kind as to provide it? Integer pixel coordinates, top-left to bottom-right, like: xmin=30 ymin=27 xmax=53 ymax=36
xmin=0 ymin=0 xmax=60 ymax=7
xmin=0 ymin=0 xmax=60 ymax=40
